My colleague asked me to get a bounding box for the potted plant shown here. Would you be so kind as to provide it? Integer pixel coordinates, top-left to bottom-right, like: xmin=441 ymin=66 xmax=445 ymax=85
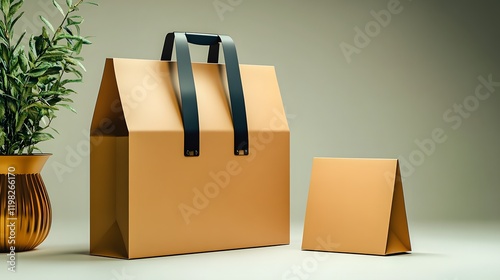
xmin=0 ymin=0 xmax=96 ymax=253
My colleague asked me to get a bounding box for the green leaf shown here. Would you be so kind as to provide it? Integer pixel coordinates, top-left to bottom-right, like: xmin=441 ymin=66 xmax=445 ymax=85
xmin=28 ymin=146 xmax=42 ymax=154
xmin=61 ymin=78 xmax=82 ymax=85
xmin=52 ymin=0 xmax=65 ymax=16
xmin=28 ymin=67 xmax=47 ymax=77
xmin=9 ymin=143 xmax=20 ymax=155
xmin=72 ymin=39 xmax=83 ymax=54
xmin=0 ymin=104 xmax=5 ymax=119
xmin=15 ymin=112 xmax=28 ymax=132
xmin=38 ymin=75 xmax=57 ymax=86
xmin=65 ymin=67 xmax=82 ymax=78
xmin=59 ymin=97 xmax=73 ymax=103
xmin=76 ymin=60 xmax=86 ymax=71
xmin=9 ymin=0 xmax=24 ymax=18
xmin=0 ymin=130 xmax=6 ymax=147
xmin=58 ymin=33 xmax=92 ymax=44
xmin=81 ymin=36 xmax=92 ymax=45
xmin=39 ymin=15 xmax=55 ymax=33
xmin=2 ymin=71 xmax=9 ymax=90
xmin=0 ymin=36 xmax=7 ymax=47
xmin=12 ymin=30 xmax=26 ymax=52
xmin=10 ymin=11 xmax=24 ymax=31
xmin=62 ymin=88 xmax=76 ymax=95
xmin=46 ymin=96 xmax=62 ymax=105
xmin=19 ymin=53 xmax=28 ymax=72
xmin=7 ymin=101 xmax=17 ymax=113
xmin=32 ymin=132 xmax=54 ymax=142
xmin=0 ymin=90 xmax=16 ymax=101
xmin=64 ymin=56 xmax=77 ymax=65
xmin=74 ymin=24 xmax=80 ymax=36
xmin=63 ymin=26 xmax=74 ymax=36
xmin=29 ymin=35 xmax=37 ymax=57
xmin=44 ymin=66 xmax=63 ymax=75
xmin=45 ymin=48 xmax=71 ymax=55
xmin=7 ymin=74 xmax=23 ymax=86
xmin=50 ymin=127 xmax=60 ymax=135
xmin=67 ymin=15 xmax=83 ymax=26
xmin=66 ymin=0 xmax=72 ymax=7
xmin=42 ymin=27 xmax=50 ymax=41
xmin=1 ymin=0 xmax=10 ymax=17
xmin=59 ymin=103 xmax=76 ymax=113
xmin=0 ymin=19 xmax=6 ymax=34
xmin=39 ymin=90 xmax=58 ymax=96
xmin=39 ymin=51 xmax=66 ymax=62
xmin=21 ymin=102 xmax=51 ymax=111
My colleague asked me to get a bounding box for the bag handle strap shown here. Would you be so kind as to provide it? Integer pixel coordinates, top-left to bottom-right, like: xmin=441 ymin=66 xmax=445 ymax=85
xmin=161 ymin=32 xmax=249 ymax=157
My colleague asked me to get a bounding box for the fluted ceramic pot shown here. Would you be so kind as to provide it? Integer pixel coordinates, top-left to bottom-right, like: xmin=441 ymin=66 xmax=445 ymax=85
xmin=0 ymin=154 xmax=52 ymax=252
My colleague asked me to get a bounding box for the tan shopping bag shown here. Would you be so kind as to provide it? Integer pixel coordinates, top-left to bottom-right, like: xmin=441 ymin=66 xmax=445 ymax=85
xmin=302 ymin=158 xmax=411 ymax=255
xmin=90 ymin=32 xmax=289 ymax=259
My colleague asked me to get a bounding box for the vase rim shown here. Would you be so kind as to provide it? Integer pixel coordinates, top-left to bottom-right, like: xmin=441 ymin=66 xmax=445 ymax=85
xmin=0 ymin=154 xmax=51 ymax=173
xmin=0 ymin=153 xmax=52 ymax=157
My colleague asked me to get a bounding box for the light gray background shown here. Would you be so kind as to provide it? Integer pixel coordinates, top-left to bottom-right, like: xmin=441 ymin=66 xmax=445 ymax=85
xmin=4 ymin=0 xmax=500 ymax=279
xmin=32 ymin=0 xmax=499 ymax=223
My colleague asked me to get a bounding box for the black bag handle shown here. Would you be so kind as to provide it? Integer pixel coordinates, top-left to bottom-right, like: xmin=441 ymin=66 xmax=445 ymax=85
xmin=161 ymin=32 xmax=249 ymax=157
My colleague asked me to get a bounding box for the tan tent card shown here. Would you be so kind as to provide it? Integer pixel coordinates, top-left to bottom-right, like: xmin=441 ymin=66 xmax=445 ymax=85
xmin=302 ymin=158 xmax=411 ymax=255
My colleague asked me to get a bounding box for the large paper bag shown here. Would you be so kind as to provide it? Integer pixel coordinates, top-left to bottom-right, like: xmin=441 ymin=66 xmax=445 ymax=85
xmin=302 ymin=158 xmax=411 ymax=255
xmin=90 ymin=33 xmax=289 ymax=259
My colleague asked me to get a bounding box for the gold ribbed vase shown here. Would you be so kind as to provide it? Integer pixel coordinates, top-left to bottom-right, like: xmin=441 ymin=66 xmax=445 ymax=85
xmin=0 ymin=154 xmax=52 ymax=252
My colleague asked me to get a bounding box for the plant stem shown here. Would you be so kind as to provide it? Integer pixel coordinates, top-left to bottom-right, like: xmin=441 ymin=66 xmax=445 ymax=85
xmin=51 ymin=0 xmax=84 ymax=88
xmin=32 ymin=0 xmax=83 ymax=67
xmin=51 ymin=0 xmax=84 ymax=43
